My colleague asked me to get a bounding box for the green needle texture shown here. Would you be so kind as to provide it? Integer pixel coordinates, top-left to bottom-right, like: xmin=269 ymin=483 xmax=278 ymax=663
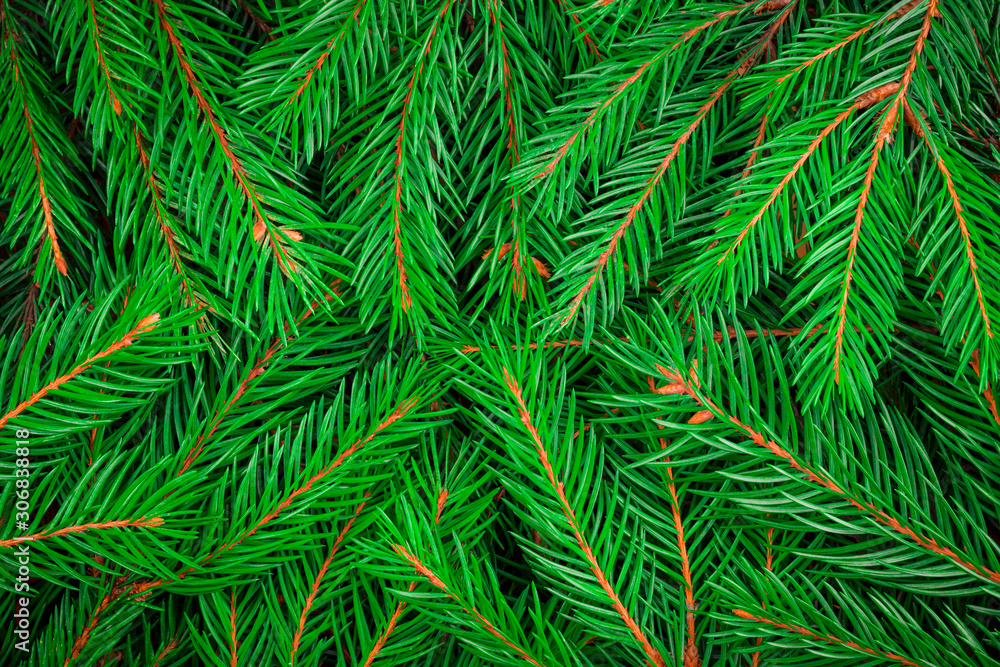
xmin=1 ymin=1 xmax=999 ymax=666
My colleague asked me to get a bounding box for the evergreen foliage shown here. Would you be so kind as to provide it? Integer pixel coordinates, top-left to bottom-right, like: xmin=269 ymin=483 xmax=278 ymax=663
xmin=2 ymin=0 xmax=1000 ymax=665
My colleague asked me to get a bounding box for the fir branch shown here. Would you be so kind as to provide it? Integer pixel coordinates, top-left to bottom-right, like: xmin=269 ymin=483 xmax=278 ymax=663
xmin=290 ymin=498 xmax=368 ymax=665
xmin=203 ymin=397 xmax=419 ymax=560
xmin=64 ymin=578 xmax=154 ymax=667
xmin=714 ymin=84 xmax=894 ymax=264
xmin=485 ymin=0 xmax=534 ymax=299
xmin=85 ymin=0 xmax=122 ymax=116
xmin=358 ymin=449 xmax=466 ymax=666
xmin=0 ymin=313 xmax=160 ymax=430
xmin=503 ymin=368 xmax=668 ymax=667
xmin=924 ymin=142 xmax=993 ymax=341
xmin=560 ymin=1 xmax=797 ymax=326
xmin=286 ymin=0 xmax=369 ymax=104
xmin=132 ymin=126 xmax=203 ymax=312
xmin=360 ymin=580 xmax=417 ymax=667
xmin=392 ymin=544 xmax=548 ymax=667
xmin=65 ymin=393 xmax=421 ymax=662
xmin=831 ymin=0 xmax=939 ymax=385
xmin=150 ymin=639 xmax=180 ymax=667
xmin=152 ymin=0 xmax=300 ymax=272
xmin=527 ymin=5 xmax=744 ymax=183
xmin=5 ymin=25 xmax=68 ymax=275
xmin=652 ymin=361 xmax=1000 ymax=585
xmin=775 ymin=20 xmax=875 ymax=85
xmin=174 ymin=284 xmax=342 ymax=477
xmin=390 ymin=0 xmax=455 ymax=313
xmin=732 ymin=609 xmax=925 ymax=667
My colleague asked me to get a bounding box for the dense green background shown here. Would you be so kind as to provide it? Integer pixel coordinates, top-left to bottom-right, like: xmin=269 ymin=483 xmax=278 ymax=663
xmin=2 ymin=0 xmax=999 ymax=665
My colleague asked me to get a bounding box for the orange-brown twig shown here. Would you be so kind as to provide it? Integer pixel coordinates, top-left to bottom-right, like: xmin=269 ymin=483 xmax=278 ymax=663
xmin=150 ymin=638 xmax=180 ymax=667
xmin=648 ymin=381 xmax=699 ymax=666
xmin=0 ymin=517 xmax=163 ymax=549
xmin=229 ymin=588 xmax=238 ymax=667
